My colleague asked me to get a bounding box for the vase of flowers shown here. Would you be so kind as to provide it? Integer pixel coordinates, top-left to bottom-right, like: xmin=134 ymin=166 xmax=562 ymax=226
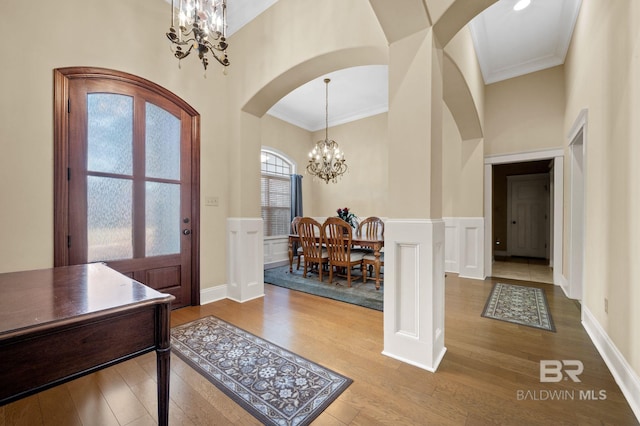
xmin=336 ymin=207 xmax=358 ymax=228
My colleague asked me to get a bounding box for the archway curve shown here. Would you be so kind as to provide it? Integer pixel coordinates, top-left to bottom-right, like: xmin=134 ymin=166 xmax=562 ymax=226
xmin=432 ymin=0 xmax=497 ymax=47
xmin=242 ymin=46 xmax=388 ymax=118
xmin=443 ymin=52 xmax=483 ymax=140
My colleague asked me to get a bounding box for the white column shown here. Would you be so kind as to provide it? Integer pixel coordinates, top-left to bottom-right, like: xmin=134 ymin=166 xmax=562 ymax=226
xmin=226 ymin=218 xmax=264 ymax=302
xmin=383 ymin=219 xmax=446 ymax=371
xmin=384 ymin=27 xmax=446 ymax=371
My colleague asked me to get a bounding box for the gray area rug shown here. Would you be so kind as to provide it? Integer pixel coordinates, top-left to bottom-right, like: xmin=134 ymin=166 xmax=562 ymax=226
xmin=481 ymin=282 xmax=556 ymax=332
xmin=171 ymin=316 xmax=353 ymax=426
xmin=264 ymin=265 xmax=383 ymax=311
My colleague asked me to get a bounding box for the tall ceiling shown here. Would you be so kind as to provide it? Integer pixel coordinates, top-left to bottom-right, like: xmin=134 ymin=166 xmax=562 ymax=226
xmin=221 ymin=0 xmax=581 ymax=131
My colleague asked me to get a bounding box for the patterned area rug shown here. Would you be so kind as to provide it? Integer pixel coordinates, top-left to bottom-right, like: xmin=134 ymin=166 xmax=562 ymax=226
xmin=264 ymin=265 xmax=383 ymax=311
xmin=481 ymin=283 xmax=556 ymax=332
xmin=171 ymin=316 xmax=353 ymax=425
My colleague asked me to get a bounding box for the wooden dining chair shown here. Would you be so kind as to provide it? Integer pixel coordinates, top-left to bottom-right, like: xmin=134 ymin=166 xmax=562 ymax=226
xmin=359 ymin=217 xmax=384 ymax=284
xmin=358 ymin=216 xmax=384 ymax=240
xmin=297 ymin=217 xmax=329 ymax=282
xmin=362 ymin=251 xmax=384 ymax=285
xmin=290 ymin=216 xmax=303 ymax=270
xmin=323 ymin=217 xmax=364 ymax=287
xmin=354 ymin=216 xmax=384 ymax=254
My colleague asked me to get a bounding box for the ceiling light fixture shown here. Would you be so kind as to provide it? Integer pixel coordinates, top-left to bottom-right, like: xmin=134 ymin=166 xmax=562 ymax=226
xmin=306 ymin=79 xmax=348 ymax=184
xmin=513 ymin=0 xmax=531 ymax=11
xmin=166 ymin=0 xmax=230 ymax=71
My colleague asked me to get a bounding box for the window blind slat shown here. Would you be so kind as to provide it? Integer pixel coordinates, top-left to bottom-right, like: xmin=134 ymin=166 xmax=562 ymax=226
xmin=261 ymin=151 xmax=293 ymax=237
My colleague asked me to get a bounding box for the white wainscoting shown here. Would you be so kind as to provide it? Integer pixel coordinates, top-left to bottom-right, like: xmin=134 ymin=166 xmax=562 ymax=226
xmin=227 ymin=218 xmax=264 ymax=303
xmin=444 ymin=219 xmax=460 ymax=273
xmin=443 ymin=217 xmax=484 ymax=280
xmin=383 ymin=219 xmax=447 ymax=372
xmin=264 ymin=236 xmax=290 ymax=269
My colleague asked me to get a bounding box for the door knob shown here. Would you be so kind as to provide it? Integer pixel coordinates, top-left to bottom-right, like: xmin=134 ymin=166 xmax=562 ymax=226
xmin=512 ymin=221 xmax=517 ymax=224
xmin=183 ymin=229 xmax=191 ymax=235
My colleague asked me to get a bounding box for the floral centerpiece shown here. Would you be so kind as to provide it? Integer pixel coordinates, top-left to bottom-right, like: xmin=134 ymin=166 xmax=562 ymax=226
xmin=336 ymin=207 xmax=358 ymax=228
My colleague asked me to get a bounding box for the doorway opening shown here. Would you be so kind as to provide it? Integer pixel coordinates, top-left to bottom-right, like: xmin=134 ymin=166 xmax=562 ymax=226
xmin=491 ymin=159 xmax=554 ymax=284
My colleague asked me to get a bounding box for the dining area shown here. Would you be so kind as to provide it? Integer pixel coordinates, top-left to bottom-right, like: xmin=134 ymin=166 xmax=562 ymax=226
xmin=288 ymin=215 xmax=385 ymax=290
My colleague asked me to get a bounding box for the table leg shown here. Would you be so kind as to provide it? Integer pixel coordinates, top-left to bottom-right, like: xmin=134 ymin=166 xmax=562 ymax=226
xmin=374 ymin=245 xmax=381 ymax=290
xmin=156 ymin=303 xmax=171 ymax=426
xmin=288 ymin=237 xmax=294 ymax=273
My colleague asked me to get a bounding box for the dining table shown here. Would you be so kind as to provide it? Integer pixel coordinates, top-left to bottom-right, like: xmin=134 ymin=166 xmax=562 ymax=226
xmin=288 ymin=233 xmax=384 ymax=290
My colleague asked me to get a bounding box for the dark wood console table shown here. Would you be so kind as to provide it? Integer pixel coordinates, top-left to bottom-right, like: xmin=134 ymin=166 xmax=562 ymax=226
xmin=0 ymin=263 xmax=175 ymax=425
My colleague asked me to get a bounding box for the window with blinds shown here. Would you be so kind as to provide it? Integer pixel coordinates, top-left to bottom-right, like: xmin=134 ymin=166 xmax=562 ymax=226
xmin=261 ymin=150 xmax=293 ymax=237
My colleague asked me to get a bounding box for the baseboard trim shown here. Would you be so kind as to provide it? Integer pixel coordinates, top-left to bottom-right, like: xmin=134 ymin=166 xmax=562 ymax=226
xmin=557 ymin=272 xmax=570 ymax=294
xmin=458 ymin=274 xmax=485 ymax=281
xmin=227 ymin=293 xmax=265 ymax=304
xmin=381 ymin=347 xmax=447 ymax=373
xmin=582 ymin=306 xmax=640 ymax=422
xmin=265 ymin=259 xmax=289 ymax=270
xmin=200 ymin=284 xmax=228 ymax=305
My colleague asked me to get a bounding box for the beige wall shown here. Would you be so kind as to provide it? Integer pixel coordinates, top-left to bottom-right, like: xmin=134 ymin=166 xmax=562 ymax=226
xmin=261 ymin=112 xmax=390 ymax=221
xmin=444 ymin=26 xmax=485 ymax=137
xmin=442 ymin=104 xmax=462 ymax=217
xmin=2 ymin=0 xmax=638 ymax=385
xmin=309 ymin=113 xmax=388 ymax=220
xmin=0 ymin=0 xmax=389 ymax=291
xmin=442 ymin=25 xmax=485 ymax=219
xmin=260 ymin=114 xmax=314 ymax=215
xmin=484 ymin=65 xmax=566 ymax=156
xmin=564 ymin=0 xmax=640 ymax=373
xmin=0 ymin=0 xmax=231 ymax=282
xmin=442 ymin=103 xmax=484 ymax=218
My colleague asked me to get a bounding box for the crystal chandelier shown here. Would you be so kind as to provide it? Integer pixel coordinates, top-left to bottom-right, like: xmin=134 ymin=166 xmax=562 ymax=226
xmin=307 ymin=79 xmax=348 ymax=184
xmin=166 ymin=0 xmax=230 ymax=71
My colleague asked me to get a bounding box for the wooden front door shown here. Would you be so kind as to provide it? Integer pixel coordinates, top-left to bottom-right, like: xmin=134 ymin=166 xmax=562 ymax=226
xmin=54 ymin=68 xmax=200 ymax=308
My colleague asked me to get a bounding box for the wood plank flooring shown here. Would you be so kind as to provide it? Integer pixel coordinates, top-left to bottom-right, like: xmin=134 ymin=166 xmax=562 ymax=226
xmin=1 ymin=274 xmax=638 ymax=425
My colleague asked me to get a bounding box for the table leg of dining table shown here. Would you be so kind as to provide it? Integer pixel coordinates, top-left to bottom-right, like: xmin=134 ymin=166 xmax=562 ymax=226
xmin=288 ymin=237 xmax=294 ymax=273
xmin=374 ymin=245 xmax=381 ymax=290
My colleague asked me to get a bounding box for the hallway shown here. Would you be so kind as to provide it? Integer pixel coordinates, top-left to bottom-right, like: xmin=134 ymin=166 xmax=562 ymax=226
xmin=492 ymin=256 xmax=553 ymax=284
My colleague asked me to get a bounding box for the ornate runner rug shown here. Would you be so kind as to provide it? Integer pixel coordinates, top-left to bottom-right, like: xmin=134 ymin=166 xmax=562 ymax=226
xmin=481 ymin=283 xmax=556 ymax=332
xmin=171 ymin=316 xmax=353 ymax=425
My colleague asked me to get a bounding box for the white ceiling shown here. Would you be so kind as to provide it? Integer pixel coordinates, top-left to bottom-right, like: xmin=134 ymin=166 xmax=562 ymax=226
xmin=221 ymin=0 xmax=581 ymax=131
xmin=469 ymin=0 xmax=582 ymax=84
xmin=267 ymin=66 xmax=389 ymax=132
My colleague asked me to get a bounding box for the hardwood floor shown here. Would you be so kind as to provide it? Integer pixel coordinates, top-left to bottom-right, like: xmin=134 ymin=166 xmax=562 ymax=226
xmin=1 ymin=274 xmax=638 ymax=425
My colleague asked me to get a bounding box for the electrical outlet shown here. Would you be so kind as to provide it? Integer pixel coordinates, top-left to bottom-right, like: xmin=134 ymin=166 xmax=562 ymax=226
xmin=604 ymin=298 xmax=608 ymax=314
xmin=205 ymin=196 xmax=219 ymax=207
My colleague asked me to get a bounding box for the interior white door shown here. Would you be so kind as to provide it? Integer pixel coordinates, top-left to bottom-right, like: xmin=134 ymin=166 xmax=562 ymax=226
xmin=508 ymin=174 xmax=550 ymax=258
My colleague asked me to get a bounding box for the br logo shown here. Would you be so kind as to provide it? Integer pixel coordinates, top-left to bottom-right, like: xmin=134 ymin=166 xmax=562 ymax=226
xmin=540 ymin=360 xmax=584 ymax=382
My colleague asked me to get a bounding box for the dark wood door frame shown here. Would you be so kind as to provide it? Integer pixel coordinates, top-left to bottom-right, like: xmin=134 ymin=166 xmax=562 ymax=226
xmin=53 ymin=67 xmax=201 ymax=306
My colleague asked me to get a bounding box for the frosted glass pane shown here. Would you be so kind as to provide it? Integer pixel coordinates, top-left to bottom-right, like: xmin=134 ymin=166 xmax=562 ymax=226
xmin=146 ymin=182 xmax=180 ymax=256
xmin=87 ymin=94 xmax=133 ymax=175
xmin=146 ymin=102 xmax=180 ymax=180
xmin=87 ymin=176 xmax=133 ymax=262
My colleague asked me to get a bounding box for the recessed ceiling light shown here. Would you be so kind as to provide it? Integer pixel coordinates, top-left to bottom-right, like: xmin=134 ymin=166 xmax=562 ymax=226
xmin=513 ymin=0 xmax=531 ymax=11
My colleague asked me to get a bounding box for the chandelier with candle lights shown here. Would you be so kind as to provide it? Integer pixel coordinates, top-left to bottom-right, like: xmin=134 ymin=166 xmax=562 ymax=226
xmin=166 ymin=0 xmax=230 ymax=70
xmin=306 ymin=79 xmax=348 ymax=184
